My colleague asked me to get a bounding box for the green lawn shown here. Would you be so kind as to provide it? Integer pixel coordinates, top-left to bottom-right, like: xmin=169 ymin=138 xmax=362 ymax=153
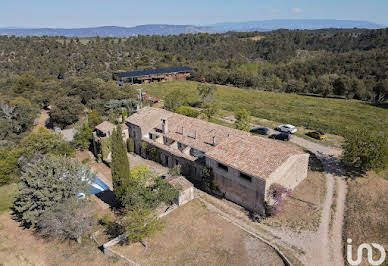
xmin=142 ymin=81 xmax=388 ymax=137
xmin=0 ymin=184 xmax=17 ymax=214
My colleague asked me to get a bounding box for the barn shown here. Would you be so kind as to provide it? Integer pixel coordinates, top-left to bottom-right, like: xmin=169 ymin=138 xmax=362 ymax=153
xmin=113 ymin=66 xmax=192 ymax=84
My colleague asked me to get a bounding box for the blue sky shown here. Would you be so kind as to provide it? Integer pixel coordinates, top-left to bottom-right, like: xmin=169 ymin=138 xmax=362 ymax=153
xmin=1 ymin=0 xmax=387 ymax=28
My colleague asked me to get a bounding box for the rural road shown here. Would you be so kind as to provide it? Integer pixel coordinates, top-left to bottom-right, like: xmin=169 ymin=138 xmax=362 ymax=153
xmin=219 ymin=116 xmax=347 ymax=266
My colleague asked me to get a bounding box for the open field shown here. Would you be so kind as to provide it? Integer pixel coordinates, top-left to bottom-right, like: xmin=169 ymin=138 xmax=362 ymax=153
xmin=112 ymin=199 xmax=285 ymax=266
xmin=264 ymin=154 xmax=326 ymax=232
xmin=0 ymin=211 xmax=121 ymax=266
xmin=142 ymin=81 xmax=388 ymax=137
xmin=343 ymin=170 xmax=388 ymax=265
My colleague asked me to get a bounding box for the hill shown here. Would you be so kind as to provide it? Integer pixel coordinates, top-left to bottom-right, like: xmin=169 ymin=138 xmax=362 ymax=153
xmin=0 ymin=25 xmax=213 ymax=37
xmin=0 ymin=19 xmax=384 ymax=37
xmin=209 ymin=19 xmax=385 ymax=32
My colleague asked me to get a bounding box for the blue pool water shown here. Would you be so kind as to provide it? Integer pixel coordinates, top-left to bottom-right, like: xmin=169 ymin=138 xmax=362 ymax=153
xmin=88 ymin=177 xmax=110 ymax=195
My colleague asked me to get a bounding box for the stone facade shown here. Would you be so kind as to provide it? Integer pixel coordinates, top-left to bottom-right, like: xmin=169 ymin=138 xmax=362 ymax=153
xmin=120 ymin=107 xmax=309 ymax=215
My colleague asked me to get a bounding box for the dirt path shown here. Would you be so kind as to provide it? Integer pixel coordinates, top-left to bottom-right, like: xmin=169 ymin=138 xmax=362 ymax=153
xmin=33 ymin=109 xmax=49 ymax=131
xmin=217 ymin=116 xmax=347 ymax=266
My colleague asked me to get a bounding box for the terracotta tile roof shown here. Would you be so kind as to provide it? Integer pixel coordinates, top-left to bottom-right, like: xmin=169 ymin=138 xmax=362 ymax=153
xmin=168 ymin=176 xmax=193 ymax=190
xmin=127 ymin=107 xmax=305 ymax=179
xmin=121 ymin=123 xmax=128 ymax=130
xmin=143 ymin=138 xmax=196 ymax=161
xmin=125 ymin=107 xmax=173 ymax=135
xmin=95 ymin=121 xmax=115 ymax=133
xmin=206 ymin=135 xmax=304 ymax=179
xmin=153 ymin=111 xmax=249 ymax=153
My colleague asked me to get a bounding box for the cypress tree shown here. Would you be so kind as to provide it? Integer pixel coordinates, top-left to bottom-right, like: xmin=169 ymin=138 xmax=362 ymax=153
xmin=111 ymin=125 xmax=131 ymax=204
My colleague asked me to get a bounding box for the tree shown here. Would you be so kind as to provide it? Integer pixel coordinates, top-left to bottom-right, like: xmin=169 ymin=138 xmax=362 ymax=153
xmin=13 ymin=156 xmax=94 ymax=227
xmin=164 ymin=88 xmax=189 ymax=111
xmin=197 ymin=84 xmax=217 ymax=104
xmin=127 ymin=137 xmax=134 ymax=153
xmin=49 ymin=97 xmax=84 ymax=128
xmin=38 ymin=198 xmax=96 ymax=243
xmin=372 ymin=80 xmax=388 ymax=104
xmin=13 ymin=72 xmax=37 ymax=94
xmin=333 ymin=75 xmax=351 ymax=96
xmin=0 ymin=148 xmax=23 ymax=185
xmin=87 ymin=110 xmax=103 ymax=129
xmin=175 ymin=106 xmax=200 ymax=118
xmin=234 ymin=109 xmax=251 ymax=131
xmin=342 ymin=128 xmax=388 ymax=172
xmin=111 ymin=125 xmax=131 ymax=204
xmin=312 ymin=75 xmax=334 ymax=97
xmin=202 ymin=103 xmax=219 ymax=120
xmin=20 ymin=127 xmax=75 ymax=158
xmin=73 ymin=123 xmax=92 ymax=150
xmin=122 ymin=207 xmax=163 ymax=246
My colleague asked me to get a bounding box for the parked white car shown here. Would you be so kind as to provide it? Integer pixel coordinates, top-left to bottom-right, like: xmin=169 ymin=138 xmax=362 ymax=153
xmin=276 ymin=124 xmax=297 ymax=134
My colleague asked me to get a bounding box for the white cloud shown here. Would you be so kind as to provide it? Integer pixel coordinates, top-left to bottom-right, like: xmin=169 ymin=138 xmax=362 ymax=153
xmin=292 ymin=7 xmax=303 ymax=13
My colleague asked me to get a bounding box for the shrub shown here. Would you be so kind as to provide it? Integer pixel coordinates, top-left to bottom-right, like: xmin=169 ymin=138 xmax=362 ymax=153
xmin=175 ymin=106 xmax=200 ymax=118
xmin=342 ymin=128 xmax=388 ymax=172
xmin=127 ymin=137 xmax=134 ymax=153
xmin=38 ymin=198 xmax=96 ymax=243
xmin=267 ymin=183 xmax=291 ymax=216
xmin=234 ymin=109 xmax=251 ymax=131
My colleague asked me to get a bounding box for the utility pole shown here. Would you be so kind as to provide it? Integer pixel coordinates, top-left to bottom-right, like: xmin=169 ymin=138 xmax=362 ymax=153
xmin=137 ymin=88 xmax=143 ymax=110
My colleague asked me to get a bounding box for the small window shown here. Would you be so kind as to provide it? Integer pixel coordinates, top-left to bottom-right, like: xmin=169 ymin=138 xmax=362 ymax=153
xmin=239 ymin=172 xmax=252 ymax=182
xmin=149 ymin=133 xmax=153 ymax=139
xmin=218 ymin=163 xmax=228 ymax=172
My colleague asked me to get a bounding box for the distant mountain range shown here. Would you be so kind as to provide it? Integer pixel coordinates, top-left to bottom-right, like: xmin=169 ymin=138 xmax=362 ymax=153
xmin=209 ymin=19 xmax=385 ymax=32
xmin=0 ymin=19 xmax=385 ymax=37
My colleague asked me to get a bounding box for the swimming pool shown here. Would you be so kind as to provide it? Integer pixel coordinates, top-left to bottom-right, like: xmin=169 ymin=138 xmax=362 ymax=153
xmin=88 ymin=177 xmax=110 ymax=195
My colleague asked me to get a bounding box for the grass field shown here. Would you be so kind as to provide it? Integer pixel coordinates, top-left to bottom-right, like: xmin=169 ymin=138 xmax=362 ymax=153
xmin=343 ymin=170 xmax=388 ymax=265
xmin=142 ymin=81 xmax=388 ymax=137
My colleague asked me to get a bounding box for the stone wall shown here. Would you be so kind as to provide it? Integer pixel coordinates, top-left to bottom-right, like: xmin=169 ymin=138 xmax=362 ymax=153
xmin=206 ymin=157 xmax=267 ymax=215
xmin=266 ymin=153 xmax=310 ymax=199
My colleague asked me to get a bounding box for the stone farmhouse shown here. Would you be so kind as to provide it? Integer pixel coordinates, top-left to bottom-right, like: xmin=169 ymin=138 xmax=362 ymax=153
xmin=124 ymin=107 xmax=309 ymax=215
xmin=94 ymin=107 xmax=309 ymax=215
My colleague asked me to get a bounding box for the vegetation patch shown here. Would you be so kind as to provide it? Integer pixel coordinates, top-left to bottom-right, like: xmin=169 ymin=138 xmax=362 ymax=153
xmin=343 ymin=171 xmax=388 ymax=264
xmin=143 ymin=81 xmax=388 ymax=137
xmin=0 ymin=184 xmax=17 ymax=214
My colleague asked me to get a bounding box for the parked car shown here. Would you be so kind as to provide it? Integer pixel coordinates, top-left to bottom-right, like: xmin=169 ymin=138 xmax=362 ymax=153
xmin=144 ymin=94 xmax=161 ymax=103
xmin=276 ymin=124 xmax=297 ymax=134
xmin=269 ymin=133 xmax=291 ymax=141
xmin=307 ymin=131 xmax=326 ymax=140
xmin=250 ymin=127 xmax=270 ymax=135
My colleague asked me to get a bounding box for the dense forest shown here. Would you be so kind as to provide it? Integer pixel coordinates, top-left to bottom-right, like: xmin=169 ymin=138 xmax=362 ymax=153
xmin=0 ymin=28 xmax=387 ymax=151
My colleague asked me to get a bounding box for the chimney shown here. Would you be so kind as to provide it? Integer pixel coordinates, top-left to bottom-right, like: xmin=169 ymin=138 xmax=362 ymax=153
xmin=194 ymin=129 xmax=197 ymax=139
xmin=212 ymin=136 xmax=216 ymax=146
xmin=181 ymin=126 xmax=184 ymax=135
xmin=161 ymin=119 xmax=168 ymax=134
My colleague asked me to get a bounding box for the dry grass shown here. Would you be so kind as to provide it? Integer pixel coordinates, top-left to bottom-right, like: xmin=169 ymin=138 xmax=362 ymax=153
xmin=0 ymin=184 xmax=17 ymax=214
xmin=0 ymin=212 xmax=121 ymax=266
xmin=112 ymin=199 xmax=284 ymax=266
xmin=264 ymin=154 xmax=326 ymax=232
xmin=343 ymin=170 xmax=388 ymax=265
